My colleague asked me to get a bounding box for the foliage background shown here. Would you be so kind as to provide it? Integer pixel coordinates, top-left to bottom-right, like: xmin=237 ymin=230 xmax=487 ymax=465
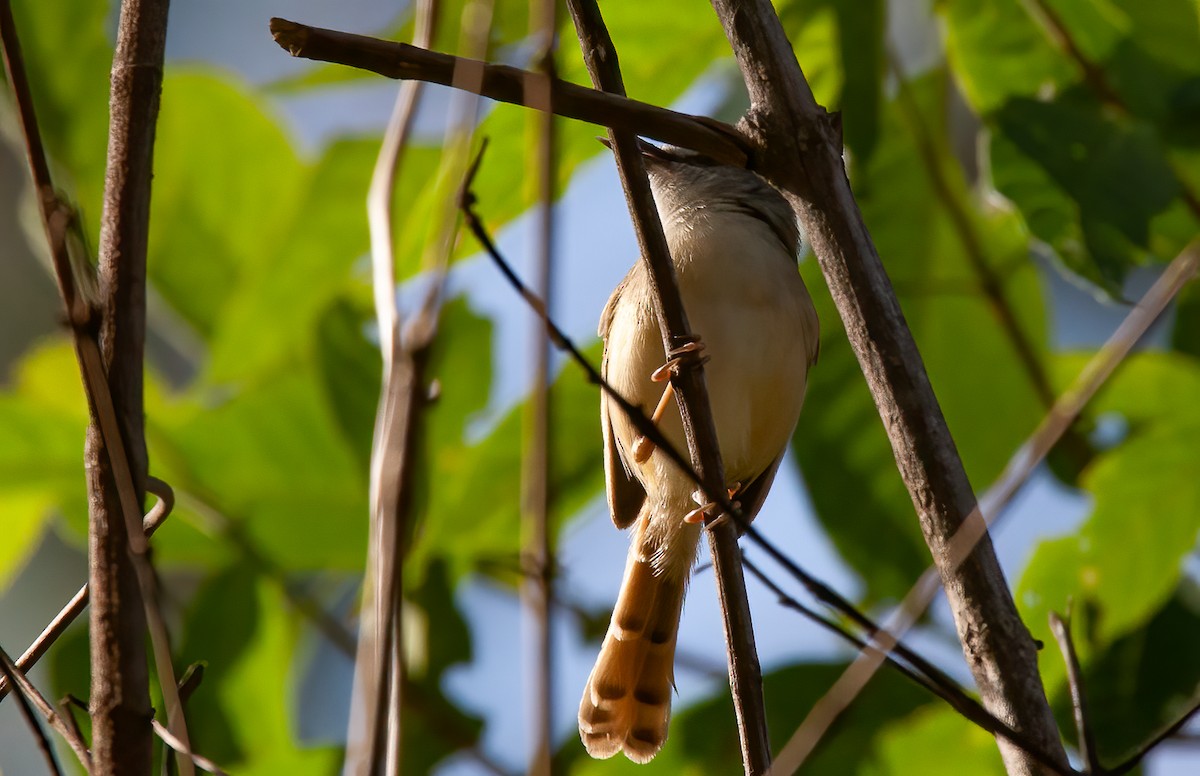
xmin=1 ymin=0 xmax=1198 ymax=773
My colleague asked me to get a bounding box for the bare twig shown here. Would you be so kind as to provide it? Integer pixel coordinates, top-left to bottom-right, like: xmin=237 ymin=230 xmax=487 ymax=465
xmin=701 ymin=2 xmax=1069 ymax=772
xmin=152 ymin=720 xmax=229 ymax=776
xmin=346 ymin=0 xmax=438 ymax=770
xmin=266 ymin=18 xmax=746 ymax=165
xmin=0 ymin=478 xmax=174 ymax=703
xmin=1049 ymin=612 xmax=1097 ymax=773
xmin=0 ymin=649 xmax=63 ymax=776
xmin=1108 ymin=698 xmax=1200 ymax=776
xmin=521 ymin=1 xmax=557 ymax=772
xmin=0 ymin=645 xmax=92 ymax=770
xmin=563 ymin=4 xmax=772 ymax=770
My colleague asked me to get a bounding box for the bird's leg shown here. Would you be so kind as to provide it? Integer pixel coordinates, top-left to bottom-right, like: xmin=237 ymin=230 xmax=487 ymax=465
xmin=631 ymin=338 xmax=707 ymax=464
xmin=683 ymin=483 xmax=742 ymax=527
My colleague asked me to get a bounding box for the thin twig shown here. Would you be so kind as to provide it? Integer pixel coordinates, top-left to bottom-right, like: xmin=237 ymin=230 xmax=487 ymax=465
xmin=0 ymin=477 xmax=174 ymax=703
xmin=0 ymin=645 xmax=92 ymax=770
xmin=347 ymin=0 xmax=438 ymax=769
xmin=521 ymin=1 xmax=557 ymax=772
xmin=0 ymin=648 xmax=64 ymax=776
xmin=563 ymin=3 xmax=772 ymax=771
xmin=1049 ymin=611 xmax=1097 ymax=774
xmin=266 ymin=17 xmax=746 ymax=166
xmin=152 ymin=721 xmax=229 ymax=776
xmin=1108 ymin=698 xmax=1200 ymax=776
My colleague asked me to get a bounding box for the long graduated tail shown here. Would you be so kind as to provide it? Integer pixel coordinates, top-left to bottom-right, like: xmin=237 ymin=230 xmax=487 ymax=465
xmin=578 ymin=547 xmax=688 ymax=763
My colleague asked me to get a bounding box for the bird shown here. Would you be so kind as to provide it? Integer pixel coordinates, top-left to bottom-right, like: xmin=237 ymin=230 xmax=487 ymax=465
xmin=578 ymin=140 xmax=820 ymax=763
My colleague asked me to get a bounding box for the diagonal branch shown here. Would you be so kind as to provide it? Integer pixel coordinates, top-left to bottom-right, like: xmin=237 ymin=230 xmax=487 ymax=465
xmin=267 ymin=18 xmax=747 ymax=165
xmin=706 ymin=1 xmax=1069 ymax=773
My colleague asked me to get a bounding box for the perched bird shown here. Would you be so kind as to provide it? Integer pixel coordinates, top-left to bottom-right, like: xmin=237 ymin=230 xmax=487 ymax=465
xmin=579 ymin=142 xmax=820 ymax=763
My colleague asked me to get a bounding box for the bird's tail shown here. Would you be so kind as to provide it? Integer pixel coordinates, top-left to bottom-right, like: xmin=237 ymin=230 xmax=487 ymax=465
xmin=578 ymin=545 xmax=688 ymax=763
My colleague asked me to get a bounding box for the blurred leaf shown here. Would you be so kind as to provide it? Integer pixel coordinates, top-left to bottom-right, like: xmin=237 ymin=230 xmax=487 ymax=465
xmin=0 ymin=340 xmax=90 ymax=550
xmin=1058 ymin=587 xmax=1200 ymax=764
xmin=1018 ymin=353 xmax=1200 ymax=652
xmin=778 ymin=0 xmax=885 ymax=162
xmin=409 ymin=317 xmax=605 ymax=585
xmin=152 ymin=360 xmax=367 ymax=571
xmin=315 ymin=297 xmax=381 ymax=471
xmin=796 ymin=72 xmax=1048 ymax=603
xmin=561 ymin=662 xmax=933 ymax=774
xmin=401 ymin=559 xmax=485 ymax=773
xmin=149 ymin=70 xmax=308 ymax=337
xmin=863 ymin=706 xmax=1004 ymax=776
xmin=991 ymin=93 xmax=1179 ymax=289
xmin=177 ymin=563 xmax=341 ymax=773
xmin=205 ymin=138 xmax=379 ymax=383
xmin=939 ymin=0 xmax=1073 ymax=114
xmin=1175 ymin=280 xmax=1200 ymax=358
xmin=9 ymin=0 xmax=113 ymax=218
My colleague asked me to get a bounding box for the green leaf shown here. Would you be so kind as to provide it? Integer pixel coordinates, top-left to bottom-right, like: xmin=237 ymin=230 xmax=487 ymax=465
xmin=401 ymin=559 xmax=485 ymax=773
xmin=0 ymin=340 xmax=91 ymax=553
xmin=152 ymin=360 xmax=368 ymax=571
xmin=864 ymin=706 xmax=1004 ymax=776
xmin=178 ymin=563 xmax=341 ymax=773
xmin=408 ymin=301 xmax=604 ymax=585
xmin=778 ymin=0 xmax=885 ymax=162
xmin=314 ymin=297 xmax=381 ymax=472
xmin=939 ymin=0 xmax=1073 ymax=114
xmin=1018 ymin=353 xmax=1200 ymax=651
xmin=991 ymin=93 xmax=1179 ymax=289
xmin=9 ymin=0 xmax=114 ymax=219
xmin=205 ymin=137 xmax=379 ymax=382
xmin=149 ymin=70 xmax=308 ymax=337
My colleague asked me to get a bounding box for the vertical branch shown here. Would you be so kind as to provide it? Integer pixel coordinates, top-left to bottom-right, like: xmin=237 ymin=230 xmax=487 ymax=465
xmin=521 ymin=0 xmax=557 ymax=772
xmin=1049 ymin=612 xmax=1097 ymax=773
xmin=87 ymin=0 xmax=192 ymax=773
xmin=563 ymin=2 xmax=772 ymax=772
xmin=706 ymin=2 xmax=1068 ymax=773
xmin=346 ymin=0 xmax=438 ymax=772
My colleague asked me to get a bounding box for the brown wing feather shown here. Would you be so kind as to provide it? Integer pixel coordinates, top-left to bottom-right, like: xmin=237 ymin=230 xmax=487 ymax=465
xmin=731 ymin=451 xmax=786 ymax=530
xmin=601 ymin=275 xmax=646 ymax=530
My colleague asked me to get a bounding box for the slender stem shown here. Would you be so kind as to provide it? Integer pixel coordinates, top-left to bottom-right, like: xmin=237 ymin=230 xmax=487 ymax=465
xmin=563 ymin=3 xmax=772 ymax=771
xmin=0 ymin=649 xmax=63 ymax=776
xmin=1049 ymin=612 xmax=1097 ymax=773
xmin=0 ymin=645 xmax=92 ymax=770
xmin=348 ymin=0 xmax=438 ymax=770
xmin=267 ymin=18 xmax=747 ymax=166
xmin=521 ymin=1 xmax=557 ymax=772
xmin=1108 ymin=697 xmax=1200 ymax=776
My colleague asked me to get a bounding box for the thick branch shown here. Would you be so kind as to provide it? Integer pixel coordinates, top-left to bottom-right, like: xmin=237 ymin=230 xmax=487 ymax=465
xmin=564 ymin=2 xmax=772 ymax=772
xmin=267 ymin=18 xmax=746 ymax=165
xmin=707 ymin=1 xmax=1068 ymax=773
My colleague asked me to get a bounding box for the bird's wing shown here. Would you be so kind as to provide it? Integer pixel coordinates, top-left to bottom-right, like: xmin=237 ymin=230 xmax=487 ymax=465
xmin=601 ymin=277 xmax=646 ymax=530
xmin=732 ymin=450 xmax=787 ymax=529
